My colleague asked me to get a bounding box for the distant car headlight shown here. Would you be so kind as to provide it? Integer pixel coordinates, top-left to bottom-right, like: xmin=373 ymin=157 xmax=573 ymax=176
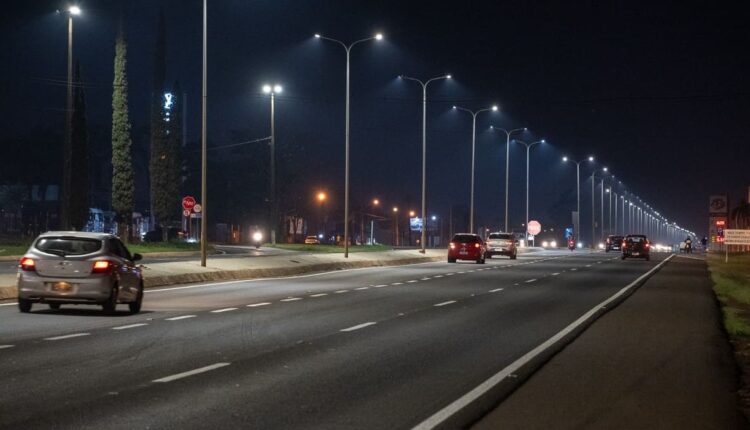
xmin=550 ymin=241 xmax=557 ymax=248
xmin=542 ymin=241 xmax=549 ymax=248
xmin=252 ymin=232 xmax=263 ymax=242
xmin=598 ymin=243 xmax=605 ymax=249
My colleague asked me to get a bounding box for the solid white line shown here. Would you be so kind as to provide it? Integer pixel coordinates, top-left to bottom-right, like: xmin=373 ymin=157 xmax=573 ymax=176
xmin=112 ymin=323 xmax=148 ymax=330
xmin=340 ymin=322 xmax=377 ymax=332
xmin=434 ymin=301 xmax=457 ymax=307
xmin=211 ymin=307 xmax=238 ymax=313
xmin=412 ymin=254 xmax=675 ymax=430
xmin=391 ymin=282 xmax=403 ymax=286
xmin=355 ymin=286 xmax=370 ymax=290
xmin=247 ymin=302 xmax=272 ymax=307
xmin=489 ymin=288 xmax=504 ymax=293
xmin=153 ymin=362 xmax=231 ymax=383
xmin=407 ymin=280 xmax=419 ymax=283
xmin=280 ymin=297 xmax=302 ymax=302
xmin=373 ymin=284 xmax=388 ymax=288
xmin=166 ymin=315 xmax=196 ymax=321
xmin=309 ymin=293 xmax=328 ymax=297
xmin=525 ymin=279 xmax=537 ymax=283
xmin=44 ymin=333 xmax=90 ymax=341
xmin=0 ymin=345 xmax=15 ymax=349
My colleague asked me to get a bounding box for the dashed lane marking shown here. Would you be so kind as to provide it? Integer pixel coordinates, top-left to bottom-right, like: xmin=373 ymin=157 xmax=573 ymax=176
xmin=309 ymin=293 xmax=328 ymax=298
xmin=434 ymin=301 xmax=457 ymax=307
xmin=373 ymin=284 xmax=388 ymax=288
xmin=44 ymin=333 xmax=90 ymax=341
xmin=355 ymin=286 xmax=370 ymax=290
xmin=280 ymin=297 xmax=303 ymax=302
xmin=112 ymin=323 xmax=148 ymax=330
xmin=489 ymin=288 xmax=504 ymax=293
xmin=391 ymin=282 xmax=403 ymax=286
xmin=166 ymin=315 xmax=196 ymax=321
xmin=247 ymin=302 xmax=272 ymax=307
xmin=552 ymin=272 xmax=561 ymax=276
xmin=153 ymin=362 xmax=231 ymax=383
xmin=211 ymin=307 xmax=238 ymax=313
xmin=340 ymin=322 xmax=377 ymax=332
xmin=407 ymin=280 xmax=419 ymax=284
xmin=334 ymin=290 xmax=349 ymax=294
xmin=525 ymin=279 xmax=537 ymax=284
xmin=434 ymin=275 xmax=444 ymax=278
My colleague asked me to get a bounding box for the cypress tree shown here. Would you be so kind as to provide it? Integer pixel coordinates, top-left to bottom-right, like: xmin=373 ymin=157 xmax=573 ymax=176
xmin=69 ymin=60 xmax=90 ymax=230
xmin=164 ymin=81 xmax=183 ymax=230
xmin=111 ymin=28 xmax=135 ymax=242
xmin=149 ymin=10 xmax=170 ymax=240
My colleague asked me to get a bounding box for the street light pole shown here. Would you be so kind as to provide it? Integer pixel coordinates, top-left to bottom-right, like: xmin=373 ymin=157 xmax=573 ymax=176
xmin=200 ymin=0 xmax=208 ymax=267
xmin=563 ymin=156 xmax=594 ymax=245
xmin=262 ymin=84 xmax=282 ymax=245
xmin=400 ymin=74 xmax=451 ymax=254
xmin=453 ymin=105 xmax=498 ymax=233
xmin=514 ymin=139 xmax=544 ymax=245
xmin=315 ymin=33 xmax=383 ymax=258
xmin=491 ymin=127 xmax=526 ymax=231
xmin=61 ymin=6 xmax=80 ymax=230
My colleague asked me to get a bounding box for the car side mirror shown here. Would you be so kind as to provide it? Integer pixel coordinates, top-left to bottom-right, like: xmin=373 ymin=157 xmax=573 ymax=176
xmin=132 ymin=253 xmax=143 ymax=262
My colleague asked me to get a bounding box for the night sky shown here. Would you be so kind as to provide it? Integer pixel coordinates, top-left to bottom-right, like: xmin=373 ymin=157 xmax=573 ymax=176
xmin=2 ymin=0 xmax=748 ymax=238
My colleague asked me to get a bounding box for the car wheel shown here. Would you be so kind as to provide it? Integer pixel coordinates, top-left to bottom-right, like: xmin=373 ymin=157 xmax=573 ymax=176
xmin=129 ymin=285 xmax=143 ymax=314
xmin=18 ymin=299 xmax=32 ymax=313
xmin=448 ymin=257 xmax=456 ymax=263
xmin=486 ymin=254 xmax=492 ymax=259
xmin=510 ymin=253 xmax=517 ymax=260
xmin=49 ymin=303 xmax=61 ymax=310
xmin=102 ymin=285 xmax=118 ymax=315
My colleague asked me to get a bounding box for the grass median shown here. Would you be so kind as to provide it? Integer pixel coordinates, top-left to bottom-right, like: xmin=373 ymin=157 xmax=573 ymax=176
xmin=270 ymin=243 xmax=392 ymax=253
xmin=708 ymin=252 xmax=750 ymax=336
xmin=0 ymin=241 xmax=207 ymax=257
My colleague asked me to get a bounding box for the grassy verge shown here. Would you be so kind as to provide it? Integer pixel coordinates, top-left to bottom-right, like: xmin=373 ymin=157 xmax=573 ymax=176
xmin=708 ymin=252 xmax=750 ymax=336
xmin=270 ymin=243 xmax=392 ymax=253
xmin=127 ymin=242 xmax=206 ymax=254
xmin=0 ymin=244 xmax=32 ymax=257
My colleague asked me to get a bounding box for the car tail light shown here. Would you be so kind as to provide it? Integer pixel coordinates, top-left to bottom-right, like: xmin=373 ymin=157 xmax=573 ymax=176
xmin=92 ymin=260 xmax=113 ymax=274
xmin=19 ymin=257 xmax=35 ymax=272
xmin=449 ymin=242 xmax=456 ymax=249
xmin=474 ymin=243 xmax=480 ymax=248
xmin=645 ymin=243 xmax=650 ymax=248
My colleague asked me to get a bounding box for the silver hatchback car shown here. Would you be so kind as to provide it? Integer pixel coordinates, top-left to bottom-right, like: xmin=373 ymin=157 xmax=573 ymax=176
xmin=16 ymin=232 xmax=144 ymax=314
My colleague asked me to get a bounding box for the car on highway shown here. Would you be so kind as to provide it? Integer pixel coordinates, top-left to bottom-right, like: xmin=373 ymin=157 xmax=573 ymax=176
xmin=16 ymin=232 xmax=144 ymax=314
xmin=304 ymin=235 xmax=320 ymax=244
xmin=448 ymin=233 xmax=486 ymax=264
xmin=621 ymin=234 xmax=650 ymax=261
xmin=605 ymin=235 xmax=624 ymax=252
xmin=484 ymin=232 xmax=517 ymax=259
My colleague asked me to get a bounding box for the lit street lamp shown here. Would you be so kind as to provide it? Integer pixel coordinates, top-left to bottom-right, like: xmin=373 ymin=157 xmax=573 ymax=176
xmin=315 ymin=32 xmax=384 ymax=257
xmin=262 ymin=84 xmax=282 ymax=245
xmin=491 ymin=126 xmax=527 ymax=232
xmin=562 ymin=156 xmax=594 ymax=245
xmin=453 ymin=104 xmax=499 ymax=233
xmin=399 ymin=73 xmax=451 ymax=253
xmin=512 ymin=139 xmax=544 ymax=244
xmin=392 ymin=206 xmax=399 ymax=246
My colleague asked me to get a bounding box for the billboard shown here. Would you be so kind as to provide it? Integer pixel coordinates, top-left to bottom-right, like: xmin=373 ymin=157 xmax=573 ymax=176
xmin=709 ymin=195 xmax=728 ymax=215
xmin=410 ymin=217 xmax=423 ymax=231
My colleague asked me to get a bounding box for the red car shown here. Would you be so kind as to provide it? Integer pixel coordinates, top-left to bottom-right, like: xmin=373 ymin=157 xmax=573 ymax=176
xmin=448 ymin=233 xmax=486 ymax=264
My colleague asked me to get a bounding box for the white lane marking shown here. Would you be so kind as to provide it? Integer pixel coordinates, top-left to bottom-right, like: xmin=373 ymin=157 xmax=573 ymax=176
xmin=153 ymin=362 xmax=231 ymax=383
xmin=0 ymin=345 xmax=15 ymax=349
xmin=421 ymin=277 xmax=432 ymax=281
xmin=445 ymin=273 xmax=455 ymax=276
xmin=309 ymin=293 xmax=328 ymax=297
xmin=247 ymin=302 xmax=272 ymax=307
xmin=597 ymin=261 xmax=603 ymax=264
xmin=434 ymin=301 xmax=457 ymax=307
xmin=489 ymin=288 xmax=504 ymax=293
xmin=413 ymin=254 xmax=676 ymax=430
xmin=334 ymin=290 xmax=349 ymax=294
xmin=0 ymin=302 xmax=18 ymax=307
xmin=355 ymin=286 xmax=370 ymax=290
xmin=166 ymin=315 xmax=197 ymax=321
xmin=211 ymin=307 xmax=238 ymax=313
xmin=585 ymin=264 xmax=592 ymax=267
xmin=340 ymin=322 xmax=377 ymax=332
xmin=145 ymin=261 xmax=441 ymax=293
xmin=112 ymin=323 xmax=148 ymax=330
xmin=391 ymin=282 xmax=403 ymax=286
xmin=407 ymin=280 xmax=419 ymax=283
xmin=457 ymin=271 xmax=466 ymax=274
xmin=570 ymin=268 xmax=578 ymax=271
xmin=373 ymin=284 xmax=388 ymax=288
xmin=280 ymin=297 xmax=302 ymax=302
xmin=525 ymin=279 xmax=537 ymax=283
xmin=44 ymin=333 xmax=90 ymax=341
xmin=434 ymin=275 xmax=444 ymax=278
xmin=552 ymin=272 xmax=561 ymax=276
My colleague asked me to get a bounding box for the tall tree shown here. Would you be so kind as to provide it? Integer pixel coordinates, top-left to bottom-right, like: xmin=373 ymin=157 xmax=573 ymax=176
xmin=149 ymin=9 xmax=170 ymax=240
xmin=69 ymin=60 xmax=90 ymax=230
xmin=111 ymin=28 xmax=135 ymax=242
xmin=732 ymin=200 xmax=750 ymax=229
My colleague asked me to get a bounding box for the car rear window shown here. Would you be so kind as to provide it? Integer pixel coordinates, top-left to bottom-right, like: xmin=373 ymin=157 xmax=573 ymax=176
xmin=452 ymin=234 xmax=479 ymax=243
xmin=489 ymin=233 xmax=512 ymax=240
xmin=626 ymin=236 xmax=647 ymax=243
xmin=35 ymin=237 xmax=102 ymax=256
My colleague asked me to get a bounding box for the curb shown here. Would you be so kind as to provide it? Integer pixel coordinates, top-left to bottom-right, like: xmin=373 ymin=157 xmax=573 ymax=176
xmin=0 ymin=255 xmax=444 ymax=301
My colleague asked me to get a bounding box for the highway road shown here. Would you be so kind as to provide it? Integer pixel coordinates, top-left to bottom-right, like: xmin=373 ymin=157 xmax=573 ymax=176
xmin=0 ymin=250 xmax=670 ymax=429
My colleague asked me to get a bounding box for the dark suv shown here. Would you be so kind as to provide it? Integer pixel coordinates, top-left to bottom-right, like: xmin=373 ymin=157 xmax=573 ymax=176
xmin=605 ymin=235 xmax=624 ymax=252
xmin=621 ymin=234 xmax=650 ymax=261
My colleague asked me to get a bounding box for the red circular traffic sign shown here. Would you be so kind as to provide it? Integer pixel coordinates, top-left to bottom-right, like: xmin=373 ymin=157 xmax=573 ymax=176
xmin=182 ymin=196 xmax=196 ymax=211
xmin=527 ymin=220 xmax=541 ymax=236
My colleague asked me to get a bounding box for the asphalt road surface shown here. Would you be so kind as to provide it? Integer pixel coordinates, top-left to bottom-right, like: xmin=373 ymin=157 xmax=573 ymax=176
xmin=0 ymin=245 xmax=293 ymax=275
xmin=0 ymin=250 xmax=671 ymax=429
